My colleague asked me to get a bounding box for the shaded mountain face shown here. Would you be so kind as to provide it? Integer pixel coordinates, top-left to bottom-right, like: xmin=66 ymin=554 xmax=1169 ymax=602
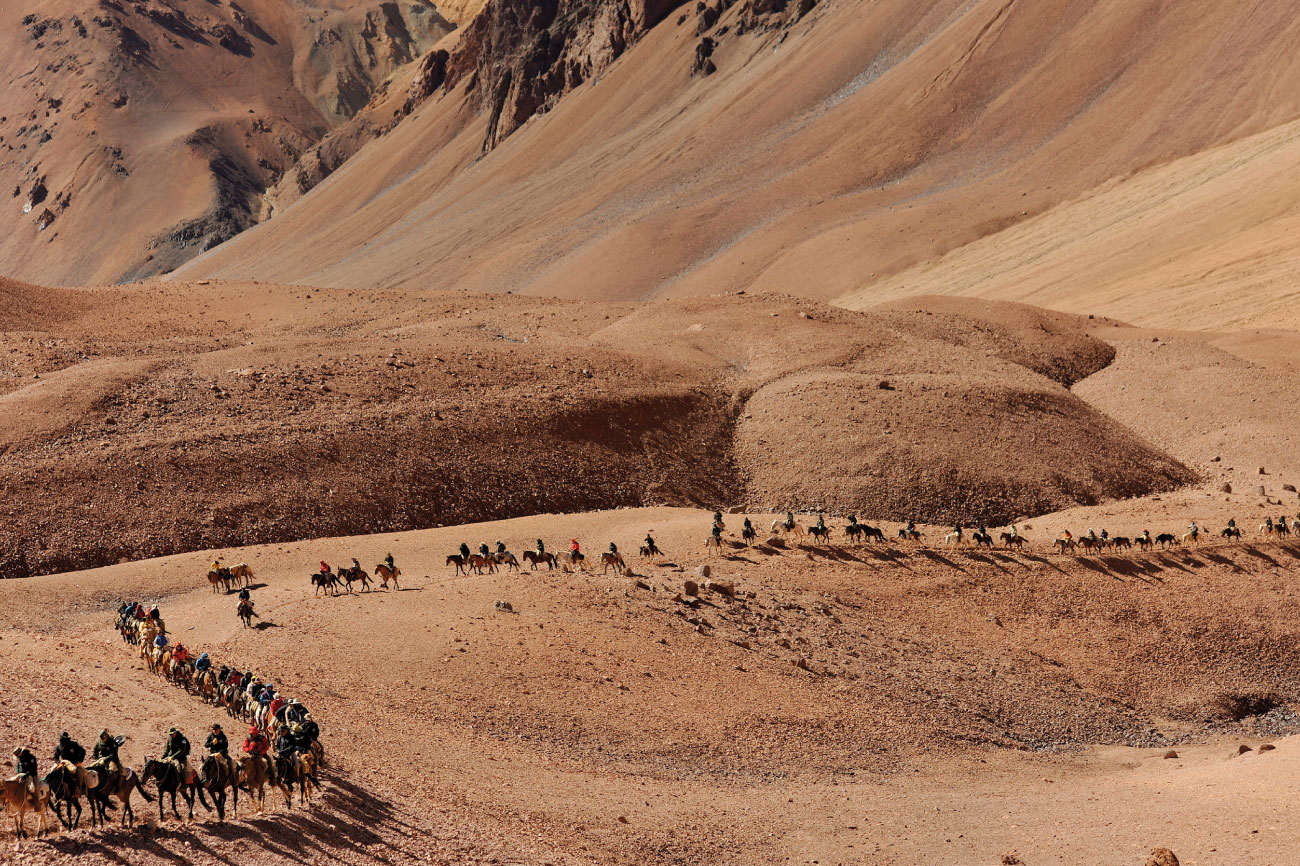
xmin=0 ymin=0 xmax=461 ymax=285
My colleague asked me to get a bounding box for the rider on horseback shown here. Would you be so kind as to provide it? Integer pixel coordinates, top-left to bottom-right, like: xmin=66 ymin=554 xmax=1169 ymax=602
xmin=161 ymin=727 xmax=191 ymax=783
xmin=1188 ymin=521 xmax=1199 ymax=540
xmin=53 ymin=732 xmax=88 ymax=790
xmin=785 ymin=512 xmax=795 ymax=530
xmin=383 ymin=553 xmax=395 ymax=572
xmin=195 ymin=652 xmax=211 ymax=674
xmin=608 ymin=541 xmax=618 ymax=555
xmin=711 ymin=524 xmax=722 ymax=541
xmin=459 ymin=543 xmax=471 ymax=560
xmin=496 ymin=541 xmax=507 ymax=556
xmin=91 ymin=730 xmax=121 ymax=778
xmin=243 ymin=726 xmax=274 ymax=782
xmin=571 ymin=538 xmax=580 ymax=554
xmin=12 ymin=747 xmax=37 ymax=795
xmin=479 ymin=542 xmax=491 ymax=558
xmin=1008 ymin=524 xmax=1018 ymax=539
xmin=204 ymin=723 xmax=235 ymax=780
xmin=536 ymin=539 xmax=545 ymax=557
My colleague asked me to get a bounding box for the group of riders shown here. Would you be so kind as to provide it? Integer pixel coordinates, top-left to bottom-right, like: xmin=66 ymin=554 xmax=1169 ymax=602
xmin=450 ymin=534 xmax=663 ymax=573
xmin=313 ymin=553 xmax=400 ymax=593
xmin=110 ymin=603 xmax=323 ymax=793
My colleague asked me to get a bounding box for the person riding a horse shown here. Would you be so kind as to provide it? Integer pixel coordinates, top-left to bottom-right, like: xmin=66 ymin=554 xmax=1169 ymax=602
xmin=536 ymin=539 xmax=545 ymax=556
xmin=711 ymin=524 xmax=722 ymax=541
xmin=743 ymin=518 xmax=753 ymax=532
xmin=1085 ymin=528 xmax=1096 ymax=542
xmin=1228 ymin=518 xmax=1236 ymax=529
xmin=195 ymin=652 xmax=211 ymax=674
xmin=479 ymin=542 xmax=491 ymax=558
xmin=1063 ymin=530 xmax=1073 ymax=540
xmin=90 ymin=730 xmax=122 ymax=779
xmin=571 ymin=538 xmax=580 ymax=553
xmin=1188 ymin=521 xmax=1199 ymax=540
xmin=496 ymin=541 xmax=507 ymax=555
xmin=785 ymin=512 xmax=795 ymax=530
xmin=609 ymin=542 xmax=618 ymax=555
xmin=205 ymin=724 xmax=236 ymax=778
xmin=243 ymin=726 xmax=274 ymax=782
xmin=384 ymin=553 xmax=395 ymax=572
xmin=161 ymin=728 xmax=191 ymax=783
xmin=1008 ymin=524 xmax=1018 ymax=538
xmin=11 ymin=747 xmax=38 ymax=795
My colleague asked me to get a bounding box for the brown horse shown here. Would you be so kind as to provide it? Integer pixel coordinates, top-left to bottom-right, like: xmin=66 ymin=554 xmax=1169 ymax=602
xmin=600 ymin=552 xmax=626 ymax=573
xmin=446 ymin=554 xmax=469 ymax=575
xmin=86 ymin=766 xmax=152 ymax=827
xmin=237 ymin=599 xmax=256 ymax=629
xmin=2 ymin=776 xmax=52 ymax=839
xmin=230 ymin=563 xmax=254 ymax=586
xmin=238 ymin=756 xmax=291 ymax=813
xmin=1000 ymin=532 xmax=1025 ymax=549
xmin=311 ymin=571 xmax=340 ymax=596
xmin=375 ymin=563 xmax=400 ymax=589
xmin=1053 ymin=537 xmax=1075 ymax=554
xmin=469 ymin=553 xmax=497 ymax=574
xmin=197 ymin=754 xmax=239 ymax=821
xmin=523 ymin=550 xmax=556 ymax=570
xmin=494 ymin=552 xmax=521 ymax=572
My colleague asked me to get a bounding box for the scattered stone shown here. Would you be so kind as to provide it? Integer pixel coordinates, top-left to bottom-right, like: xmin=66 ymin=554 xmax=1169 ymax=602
xmin=988 ymin=615 xmax=1002 ymax=627
xmin=766 ymin=535 xmax=784 ymax=547
xmin=877 ymin=380 xmax=895 ymax=390
xmin=1145 ymin=848 xmax=1179 ymax=866
xmin=1260 ymin=466 xmax=1267 ymax=475
xmin=1257 ymin=485 xmax=1266 ymax=496
xmin=634 ymin=579 xmax=650 ymax=590
xmin=706 ymin=580 xmax=735 ymax=597
xmin=1000 ymin=854 xmax=1023 ymax=866
xmin=617 ymin=815 xmax=629 ymax=824
xmin=1259 ymin=743 xmax=1276 ymax=752
xmin=793 ymin=657 xmax=810 ymax=671
xmin=493 ymin=600 xmax=513 ymax=613
xmin=683 ymin=579 xmax=699 ymax=597
xmin=622 ymin=566 xmax=634 ymax=577
xmin=1284 ymin=484 xmax=1296 ymax=493
xmin=694 ymin=564 xmax=711 ymax=579
xmin=1236 ymin=744 xmax=1253 ymax=756
xmin=1162 ymin=750 xmax=1179 ymax=759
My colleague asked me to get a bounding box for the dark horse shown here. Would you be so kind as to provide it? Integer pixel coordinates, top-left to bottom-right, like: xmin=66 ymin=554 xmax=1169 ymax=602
xmin=43 ymin=763 xmax=84 ymax=830
xmin=198 ymin=754 xmax=239 ymax=821
xmin=141 ymin=758 xmax=198 ymax=821
xmin=808 ymin=525 xmax=832 ymax=544
xmin=311 ymin=571 xmax=340 ymax=596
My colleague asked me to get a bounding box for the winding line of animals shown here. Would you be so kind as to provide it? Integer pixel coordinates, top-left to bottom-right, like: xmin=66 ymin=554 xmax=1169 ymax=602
xmin=0 ymin=605 xmax=330 ymax=841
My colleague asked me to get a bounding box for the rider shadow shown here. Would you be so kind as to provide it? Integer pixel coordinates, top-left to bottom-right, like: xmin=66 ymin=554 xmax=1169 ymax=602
xmin=1241 ymin=546 xmax=1279 ymax=567
xmin=1018 ymin=553 xmax=1068 ymax=576
xmin=915 ymin=549 xmax=964 ymax=571
xmin=1153 ymin=555 xmax=1193 ymax=574
xmin=252 ymin=621 xmax=280 ymax=630
xmin=1200 ymin=550 xmax=1241 ymax=570
xmin=1071 ymin=557 xmax=1123 ymax=581
xmin=963 ymin=552 xmax=1010 ymax=574
xmin=245 ymin=583 xmax=269 ymax=592
xmin=1272 ymin=542 xmax=1300 ymax=560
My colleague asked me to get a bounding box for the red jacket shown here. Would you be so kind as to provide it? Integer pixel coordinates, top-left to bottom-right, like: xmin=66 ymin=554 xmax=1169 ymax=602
xmin=243 ymin=734 xmax=269 ymax=756
xmin=269 ymin=696 xmax=284 ymax=716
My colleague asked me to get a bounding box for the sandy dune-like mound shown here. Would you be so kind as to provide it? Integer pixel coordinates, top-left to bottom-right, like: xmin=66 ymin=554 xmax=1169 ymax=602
xmin=0 ymin=284 xmax=1193 ymax=575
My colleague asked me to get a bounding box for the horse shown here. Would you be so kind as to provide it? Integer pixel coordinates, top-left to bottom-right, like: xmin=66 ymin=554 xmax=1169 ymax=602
xmin=197 ymin=754 xmax=239 ymax=821
xmin=238 ymin=756 xmax=291 ymax=813
xmin=469 ymin=553 xmax=497 ymax=574
xmin=196 ymin=668 xmax=219 ymax=703
xmin=2 ymin=777 xmax=52 ymax=839
xmin=275 ymin=751 xmax=317 ymax=808
xmin=971 ymin=530 xmax=993 ymax=549
xmin=237 ymin=599 xmax=256 ymax=629
xmin=522 ymin=550 xmax=556 ymax=571
xmin=311 ymin=571 xmax=339 ymax=596
xmin=601 ymin=552 xmax=626 ymax=573
xmin=1136 ymin=533 xmax=1152 ymax=551
xmin=740 ymin=525 xmax=757 ymax=546
xmin=808 ymin=525 xmax=832 ymax=544
xmin=86 ymin=766 xmax=152 ymax=827
xmin=339 ymin=562 xmax=372 ymax=592
xmin=1276 ymin=519 xmax=1291 ymax=537
xmin=862 ymin=525 xmax=886 ymax=543
xmin=897 ymin=528 xmax=922 ymax=543
xmin=375 ymin=563 xmax=400 ymax=589
xmin=844 ymin=523 xmax=863 ymax=544
xmin=447 ymin=554 xmax=470 ymax=575
xmin=140 ymin=758 xmax=197 ymax=821
xmin=1259 ymin=521 xmax=1275 ymax=536
xmin=494 ymin=551 xmax=521 ymax=573
xmin=1000 ymin=532 xmax=1025 ymax=549
xmin=1181 ymin=531 xmax=1201 ymax=546
xmin=704 ymin=535 xmax=724 ymax=556
xmin=42 ymin=762 xmax=84 ymax=830
xmin=562 ymin=550 xmax=586 ymax=570
xmin=640 ymin=538 xmax=663 ymax=557
xmin=230 ymin=563 xmax=254 ymax=586
xmin=772 ymin=520 xmax=805 ymax=538
xmin=1053 ymin=537 xmax=1075 ymax=554
xmin=943 ymin=529 xmax=964 ymax=547
xmin=1078 ymin=535 xmax=1102 ymax=553
xmin=1155 ymin=533 xmax=1178 ymax=549
xmin=208 ymin=570 xmax=229 ymax=594
xmin=1110 ymin=536 xmax=1132 ymax=550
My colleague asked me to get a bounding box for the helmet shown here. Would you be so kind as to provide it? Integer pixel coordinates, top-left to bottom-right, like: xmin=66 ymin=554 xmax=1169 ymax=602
xmin=100 ymin=730 xmax=109 ymax=738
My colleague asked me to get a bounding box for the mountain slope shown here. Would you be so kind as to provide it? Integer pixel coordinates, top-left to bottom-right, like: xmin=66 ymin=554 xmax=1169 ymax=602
xmin=180 ymin=0 xmax=1300 ymax=323
xmin=0 ymin=0 xmax=466 ymax=285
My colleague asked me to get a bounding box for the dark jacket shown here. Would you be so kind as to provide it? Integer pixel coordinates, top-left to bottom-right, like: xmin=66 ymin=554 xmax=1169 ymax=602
xmin=459 ymin=543 xmax=470 ymax=559
xmin=292 ymin=729 xmax=313 ymax=752
xmin=162 ymin=733 xmax=190 ymax=763
xmin=302 ymin=720 xmax=320 ymax=742
xmin=205 ymin=731 xmax=229 ymax=755
xmin=53 ymin=737 xmax=86 ymax=764
xmin=15 ymin=749 xmax=37 ymax=777
xmin=274 ymin=731 xmax=296 ymax=758
xmin=93 ymin=737 xmax=119 ymax=763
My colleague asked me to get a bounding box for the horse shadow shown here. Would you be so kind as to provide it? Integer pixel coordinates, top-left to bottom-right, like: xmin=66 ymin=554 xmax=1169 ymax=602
xmin=963 ymin=552 xmax=1010 ymax=574
xmin=1016 ymin=553 xmax=1068 ymax=575
xmin=252 ymin=621 xmax=279 ymax=631
xmin=1241 ymin=546 xmax=1279 ymax=567
xmin=915 ymin=549 xmax=964 ymax=571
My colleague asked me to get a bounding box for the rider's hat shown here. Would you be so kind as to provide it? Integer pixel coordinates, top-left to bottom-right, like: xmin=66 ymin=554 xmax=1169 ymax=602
xmin=167 ymin=726 xmax=178 ymax=734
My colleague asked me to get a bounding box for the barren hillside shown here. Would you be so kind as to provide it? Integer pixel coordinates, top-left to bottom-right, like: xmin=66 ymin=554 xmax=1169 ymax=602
xmin=175 ymin=0 xmax=1300 ymax=331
